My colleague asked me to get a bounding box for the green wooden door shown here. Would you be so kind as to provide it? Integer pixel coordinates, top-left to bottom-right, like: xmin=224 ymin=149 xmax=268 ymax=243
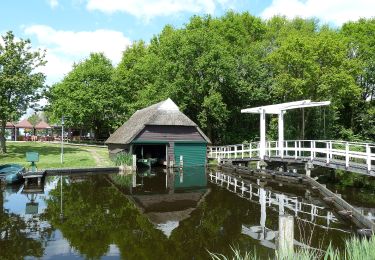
xmin=174 ymin=143 xmax=207 ymax=167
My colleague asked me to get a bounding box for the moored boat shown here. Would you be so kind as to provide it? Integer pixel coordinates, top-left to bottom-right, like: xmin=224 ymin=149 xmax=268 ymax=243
xmin=0 ymin=164 xmax=25 ymax=184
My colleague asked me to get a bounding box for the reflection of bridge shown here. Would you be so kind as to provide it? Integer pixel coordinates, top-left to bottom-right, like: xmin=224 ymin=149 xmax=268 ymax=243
xmin=208 ymin=171 xmax=351 ymax=233
xmin=208 ymin=140 xmax=375 ymax=175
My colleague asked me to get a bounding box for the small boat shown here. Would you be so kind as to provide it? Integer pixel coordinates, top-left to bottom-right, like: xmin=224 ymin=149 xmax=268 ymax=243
xmin=137 ymin=158 xmax=158 ymax=168
xmin=0 ymin=164 xmax=25 ymax=184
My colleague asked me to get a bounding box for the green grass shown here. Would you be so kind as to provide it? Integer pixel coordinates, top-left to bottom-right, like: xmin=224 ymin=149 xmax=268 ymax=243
xmin=0 ymin=141 xmax=112 ymax=169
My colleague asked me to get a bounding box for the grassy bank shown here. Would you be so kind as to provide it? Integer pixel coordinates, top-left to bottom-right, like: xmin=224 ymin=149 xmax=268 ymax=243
xmin=0 ymin=141 xmax=112 ymax=169
xmin=210 ymin=236 xmax=375 ymax=260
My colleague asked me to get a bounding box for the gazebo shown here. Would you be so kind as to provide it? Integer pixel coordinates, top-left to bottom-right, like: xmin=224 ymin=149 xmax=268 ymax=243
xmin=35 ymin=121 xmax=52 ymax=141
xmin=14 ymin=119 xmax=33 ymax=141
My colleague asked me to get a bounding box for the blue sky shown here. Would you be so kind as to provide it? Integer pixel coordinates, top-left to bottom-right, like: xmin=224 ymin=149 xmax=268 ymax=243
xmin=1 ymin=0 xmax=374 ymax=86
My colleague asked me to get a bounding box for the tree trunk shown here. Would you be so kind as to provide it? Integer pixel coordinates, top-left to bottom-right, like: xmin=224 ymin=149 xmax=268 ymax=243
xmin=0 ymin=121 xmax=7 ymax=154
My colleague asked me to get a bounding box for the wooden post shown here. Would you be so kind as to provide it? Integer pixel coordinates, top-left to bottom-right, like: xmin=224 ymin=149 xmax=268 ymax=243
xmin=345 ymin=142 xmax=349 ymax=168
xmin=278 ymin=214 xmax=294 ymax=258
xmin=180 ymin=155 xmax=183 ymax=168
xmin=132 ymin=154 xmax=137 ymax=171
xmin=366 ymin=144 xmax=371 ymax=172
xmin=305 ymin=161 xmax=314 ymax=177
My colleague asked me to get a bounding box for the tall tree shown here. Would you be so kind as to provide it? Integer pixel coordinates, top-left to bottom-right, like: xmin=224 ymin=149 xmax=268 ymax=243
xmin=0 ymin=31 xmax=46 ymax=153
xmin=47 ymin=53 xmax=114 ymax=139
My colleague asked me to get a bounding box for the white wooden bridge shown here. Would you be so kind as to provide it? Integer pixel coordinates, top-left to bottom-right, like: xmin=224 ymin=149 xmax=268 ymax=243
xmin=208 ymin=100 xmax=375 ymax=175
xmin=208 ymin=140 xmax=375 ymax=175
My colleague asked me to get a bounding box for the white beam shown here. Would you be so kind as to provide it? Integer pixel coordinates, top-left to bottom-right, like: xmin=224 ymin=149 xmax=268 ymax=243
xmin=278 ymin=111 xmax=284 ymax=158
xmin=241 ymin=100 xmax=330 ymax=114
xmin=260 ymin=109 xmax=266 ymax=159
xmin=241 ymin=100 xmax=311 ymax=114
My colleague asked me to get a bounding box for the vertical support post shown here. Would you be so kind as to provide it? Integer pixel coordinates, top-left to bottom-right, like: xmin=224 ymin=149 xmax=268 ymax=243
xmin=259 ymin=188 xmax=266 ymax=229
xmin=234 ymin=146 xmax=237 ymax=159
xmin=180 ymin=155 xmax=183 ymax=168
xmin=132 ymin=154 xmax=137 ymax=171
xmin=326 ymin=142 xmax=330 ymax=164
xmin=329 ymin=141 xmax=333 ymax=159
xmin=366 ymin=144 xmax=371 ymax=172
xmin=278 ymin=215 xmax=294 ymax=258
xmin=312 ymin=141 xmax=316 ymax=158
xmin=61 ymin=116 xmax=64 ymax=164
xmin=294 ymin=141 xmax=297 ymax=160
xmin=310 ymin=141 xmax=313 ymax=161
xmin=278 ymin=111 xmax=284 ymax=158
xmin=260 ymin=109 xmax=266 ymax=160
xmin=345 ymin=142 xmax=349 ymax=168
xmin=249 ymin=143 xmax=252 ymax=158
xmin=285 ymin=141 xmax=288 ymax=157
xmin=241 ymin=144 xmax=244 ymax=159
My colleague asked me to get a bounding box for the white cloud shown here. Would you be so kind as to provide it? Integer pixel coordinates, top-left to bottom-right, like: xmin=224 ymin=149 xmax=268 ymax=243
xmin=261 ymin=0 xmax=375 ymax=25
xmin=47 ymin=0 xmax=59 ymax=9
xmin=24 ymin=25 xmax=132 ymax=84
xmin=86 ymin=0 xmax=230 ymax=20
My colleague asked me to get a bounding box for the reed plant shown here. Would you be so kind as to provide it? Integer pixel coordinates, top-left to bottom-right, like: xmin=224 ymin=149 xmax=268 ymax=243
xmin=209 ymin=235 xmax=375 ymax=260
xmin=112 ymin=153 xmax=133 ymax=166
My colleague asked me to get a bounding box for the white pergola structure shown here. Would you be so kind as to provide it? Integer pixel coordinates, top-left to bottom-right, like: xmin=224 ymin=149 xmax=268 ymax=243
xmin=241 ymin=100 xmax=331 ymax=159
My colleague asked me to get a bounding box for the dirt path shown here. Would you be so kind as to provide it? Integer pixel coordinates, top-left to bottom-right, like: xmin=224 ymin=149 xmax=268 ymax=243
xmin=85 ymin=148 xmax=106 ymax=167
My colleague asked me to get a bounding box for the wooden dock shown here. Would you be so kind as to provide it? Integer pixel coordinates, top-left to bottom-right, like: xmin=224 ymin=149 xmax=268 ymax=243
xmin=23 ymin=170 xmax=46 ymax=185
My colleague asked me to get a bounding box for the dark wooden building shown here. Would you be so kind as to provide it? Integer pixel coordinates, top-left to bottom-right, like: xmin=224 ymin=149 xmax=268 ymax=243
xmin=105 ymin=98 xmax=211 ymax=167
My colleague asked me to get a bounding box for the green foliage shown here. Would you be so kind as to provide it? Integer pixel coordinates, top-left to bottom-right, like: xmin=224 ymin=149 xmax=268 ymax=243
xmin=28 ymin=113 xmax=42 ymax=127
xmin=46 ymin=53 xmax=114 ymax=139
xmin=46 ymin=13 xmax=374 ymax=144
xmin=112 ymin=152 xmax=133 ymax=166
xmin=0 ymin=31 xmax=46 ymax=153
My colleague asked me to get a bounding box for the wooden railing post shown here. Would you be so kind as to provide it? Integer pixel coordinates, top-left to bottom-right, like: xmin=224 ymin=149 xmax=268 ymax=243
xmin=242 ymin=144 xmax=244 ymax=159
xmin=366 ymin=144 xmax=371 ymax=172
xmin=326 ymin=142 xmax=330 ymax=163
xmin=294 ymin=141 xmax=297 ymax=160
xmin=329 ymin=141 xmax=333 ymax=159
xmin=345 ymin=142 xmax=349 ymax=168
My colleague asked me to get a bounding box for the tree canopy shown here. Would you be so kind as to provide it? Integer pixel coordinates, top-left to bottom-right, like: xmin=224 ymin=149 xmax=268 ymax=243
xmin=0 ymin=31 xmax=46 ymax=153
xmin=46 ymin=13 xmax=375 ymax=143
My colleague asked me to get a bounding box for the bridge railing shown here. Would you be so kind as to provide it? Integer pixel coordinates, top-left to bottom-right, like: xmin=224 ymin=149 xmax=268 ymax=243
xmin=208 ymin=140 xmax=375 ymax=172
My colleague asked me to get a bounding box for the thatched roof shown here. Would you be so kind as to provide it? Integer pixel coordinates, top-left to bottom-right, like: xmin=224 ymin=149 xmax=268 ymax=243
xmin=105 ymin=98 xmax=211 ymax=144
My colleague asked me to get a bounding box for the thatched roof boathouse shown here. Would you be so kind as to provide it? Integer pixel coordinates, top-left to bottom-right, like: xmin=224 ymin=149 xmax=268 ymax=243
xmin=105 ymin=98 xmax=211 ymax=167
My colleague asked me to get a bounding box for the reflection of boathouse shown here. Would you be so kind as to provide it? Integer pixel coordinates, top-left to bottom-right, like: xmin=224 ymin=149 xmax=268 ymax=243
xmin=129 ymin=168 xmax=208 ymax=237
xmin=105 ymin=98 xmax=211 ymax=167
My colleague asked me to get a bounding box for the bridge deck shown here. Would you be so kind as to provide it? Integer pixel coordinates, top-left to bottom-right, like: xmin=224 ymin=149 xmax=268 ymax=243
xmin=208 ymin=140 xmax=375 ymax=176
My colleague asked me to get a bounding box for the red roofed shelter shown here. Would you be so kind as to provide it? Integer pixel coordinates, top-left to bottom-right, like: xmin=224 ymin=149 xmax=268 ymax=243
xmin=15 ymin=119 xmax=33 ymax=141
xmin=35 ymin=121 xmax=52 ymax=141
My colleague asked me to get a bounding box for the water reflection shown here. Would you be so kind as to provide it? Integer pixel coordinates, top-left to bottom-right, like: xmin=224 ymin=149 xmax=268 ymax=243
xmin=0 ymin=167 xmax=361 ymax=259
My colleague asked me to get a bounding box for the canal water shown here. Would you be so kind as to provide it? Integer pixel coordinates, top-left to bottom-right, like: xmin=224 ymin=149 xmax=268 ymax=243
xmin=0 ymin=167 xmax=368 ymax=259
